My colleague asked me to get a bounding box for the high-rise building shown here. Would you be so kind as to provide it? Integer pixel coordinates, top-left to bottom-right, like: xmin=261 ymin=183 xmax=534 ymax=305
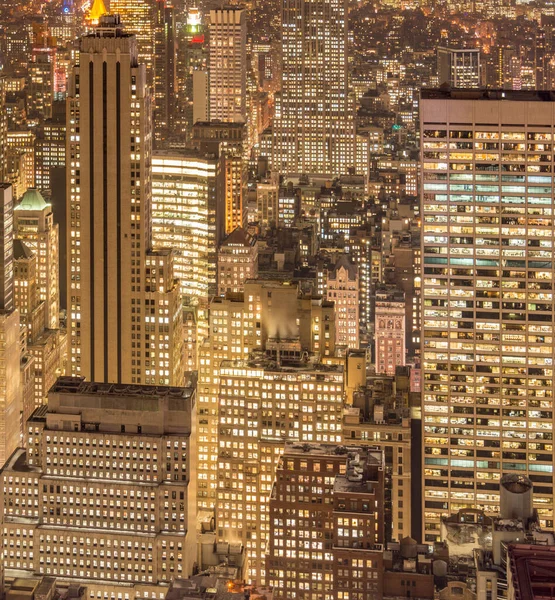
xmin=14 ymin=188 xmax=59 ymax=330
xmin=151 ymin=150 xmax=223 ymax=305
xmin=153 ymin=0 xmax=177 ymax=145
xmin=217 ymin=356 xmax=344 ymax=583
xmin=217 ymin=227 xmax=258 ymax=295
xmin=327 ymin=255 xmax=359 ymax=351
xmin=34 ymin=102 xmax=66 ymax=194
xmin=437 ymin=47 xmax=481 ymax=88
xmin=421 ymin=89 xmax=555 ymax=541
xmin=375 ymin=286 xmax=406 ymax=376
xmin=13 ymin=236 xmax=67 ymax=413
xmin=67 ymin=16 xmax=184 ymax=385
xmin=0 ymin=184 xmax=22 ymax=466
xmin=27 ymin=32 xmax=57 ymax=121
xmin=0 ymin=376 xmax=197 ymax=597
xmin=108 ymin=0 xmax=155 ymax=76
xmin=208 ymin=8 xmax=247 ymax=123
xmin=197 ymin=281 xmax=336 ymax=513
xmin=266 ymin=444 xmax=385 ymax=600
xmin=192 ymin=121 xmax=247 ymax=236
xmin=275 ymin=0 xmax=355 ymax=175
xmin=0 ymin=77 xmax=7 ymax=182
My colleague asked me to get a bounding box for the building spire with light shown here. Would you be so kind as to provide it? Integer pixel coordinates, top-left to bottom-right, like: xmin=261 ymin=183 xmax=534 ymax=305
xmin=88 ymin=0 xmax=108 ymax=25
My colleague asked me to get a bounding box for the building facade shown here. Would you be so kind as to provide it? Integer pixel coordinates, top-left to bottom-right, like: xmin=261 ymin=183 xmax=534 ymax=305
xmin=421 ymin=89 xmax=555 ymax=540
xmin=217 ymin=359 xmax=344 ymax=584
xmin=375 ymin=286 xmax=406 ymax=376
xmin=266 ymin=444 xmax=384 ymax=600
xmin=437 ymin=47 xmax=481 ymax=88
xmin=66 ymin=17 xmax=183 ymax=385
xmin=275 ymin=0 xmax=355 ymax=175
xmin=197 ymin=281 xmax=336 ymax=513
xmin=0 ymin=377 xmax=197 ymax=599
xmin=327 ymin=255 xmax=359 ymax=351
xmin=217 ymin=227 xmax=258 ymax=296
xmin=208 ymin=8 xmax=247 ymax=124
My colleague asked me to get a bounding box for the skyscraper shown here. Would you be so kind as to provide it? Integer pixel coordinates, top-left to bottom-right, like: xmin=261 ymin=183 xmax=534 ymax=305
xmin=0 ymin=184 xmax=22 ymax=466
xmin=0 ymin=77 xmax=7 ymax=182
xmin=437 ymin=47 xmax=481 ymax=88
xmin=275 ymin=0 xmax=355 ymax=175
xmin=208 ymin=8 xmax=247 ymax=123
xmin=421 ymin=89 xmax=555 ymax=541
xmin=327 ymin=255 xmax=360 ymax=351
xmin=217 ymin=358 xmax=344 ymax=583
xmin=66 ymin=16 xmax=183 ymax=385
xmin=14 ymin=188 xmax=59 ymax=329
xmin=153 ymin=0 xmax=177 ymax=145
xmin=151 ymin=150 xmax=222 ymax=305
xmin=1 ymin=376 xmax=197 ymax=596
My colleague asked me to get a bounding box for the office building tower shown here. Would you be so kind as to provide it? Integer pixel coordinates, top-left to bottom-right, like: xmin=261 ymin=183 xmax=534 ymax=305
xmin=421 ymin=89 xmax=555 ymax=541
xmin=217 ymin=356 xmax=344 ymax=583
xmin=0 ymin=78 xmax=6 ymax=182
xmin=217 ymin=227 xmax=258 ymax=295
xmin=277 ymin=185 xmax=300 ymax=228
xmin=0 ymin=376 xmax=197 ymax=597
xmin=275 ymin=0 xmax=355 ymax=175
xmin=208 ymin=8 xmax=247 ymax=123
xmin=67 ymin=16 xmax=184 ymax=385
xmin=192 ymin=121 xmax=247 ymax=236
xmin=177 ymin=6 xmax=208 ymax=139
xmin=0 ymin=184 xmax=22 ymax=466
xmin=197 ymin=281 xmax=336 ymax=512
xmin=437 ymin=47 xmax=481 ymax=88
xmin=327 ymin=255 xmax=359 ymax=351
xmin=34 ymin=102 xmax=67 ymax=194
xmin=108 ymin=0 xmax=155 ymax=76
xmin=343 ymin=367 xmax=418 ymax=542
xmin=266 ymin=444 xmax=385 ymax=600
xmin=27 ymin=33 xmax=57 ymax=121
xmin=375 ymin=286 xmax=406 ymax=376
xmin=151 ymin=151 xmax=222 ymax=305
xmin=14 ymin=188 xmax=59 ymax=330
xmin=6 ymin=131 xmax=35 ymax=200
xmin=153 ymin=0 xmax=177 ymax=145
xmin=13 ymin=236 xmax=67 ymax=411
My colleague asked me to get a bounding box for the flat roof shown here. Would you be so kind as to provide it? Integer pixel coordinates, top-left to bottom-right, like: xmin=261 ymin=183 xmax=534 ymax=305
xmin=421 ymin=89 xmax=555 ymax=102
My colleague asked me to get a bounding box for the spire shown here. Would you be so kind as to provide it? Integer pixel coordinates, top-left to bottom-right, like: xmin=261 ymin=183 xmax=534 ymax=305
xmin=88 ymin=0 xmax=107 ymax=23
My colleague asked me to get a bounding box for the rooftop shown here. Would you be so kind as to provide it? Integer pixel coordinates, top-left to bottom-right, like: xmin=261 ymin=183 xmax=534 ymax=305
xmin=15 ymin=188 xmax=50 ymax=212
xmin=421 ymin=88 xmax=555 ymax=102
xmin=50 ymin=377 xmax=194 ymax=401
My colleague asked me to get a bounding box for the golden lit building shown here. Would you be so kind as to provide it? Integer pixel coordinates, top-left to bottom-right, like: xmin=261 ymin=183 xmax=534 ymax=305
xmin=217 ymin=227 xmax=258 ymax=295
xmin=13 ymin=237 xmax=66 ymax=411
xmin=327 ymin=255 xmax=359 ymax=351
xmin=197 ymin=281 xmax=336 ymax=513
xmin=0 ymin=184 xmax=22 ymax=466
xmin=67 ymin=17 xmax=183 ymax=385
xmin=208 ymin=8 xmax=247 ymax=123
xmin=267 ymin=444 xmax=385 ymax=600
xmin=152 ymin=151 xmax=222 ymax=305
xmin=108 ymin=0 xmax=154 ymax=76
xmin=0 ymin=376 xmax=197 ymax=598
xmin=274 ymin=0 xmax=355 ymax=175
xmin=217 ymin=356 xmax=344 ymax=583
xmin=192 ymin=121 xmax=247 ymax=236
xmin=87 ymin=0 xmax=107 ymax=25
xmin=421 ymin=89 xmax=555 ymax=541
xmin=375 ymin=286 xmax=406 ymax=376
xmin=14 ymin=188 xmax=59 ymax=330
